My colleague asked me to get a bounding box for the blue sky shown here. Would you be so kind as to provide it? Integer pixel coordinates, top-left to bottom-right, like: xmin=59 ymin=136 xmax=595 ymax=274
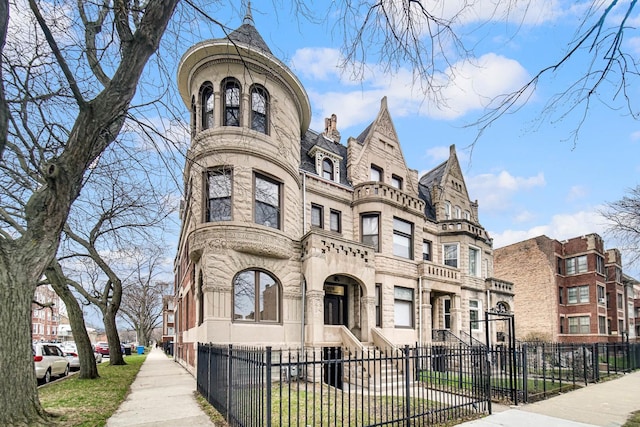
xmin=187 ymin=1 xmax=640 ymax=277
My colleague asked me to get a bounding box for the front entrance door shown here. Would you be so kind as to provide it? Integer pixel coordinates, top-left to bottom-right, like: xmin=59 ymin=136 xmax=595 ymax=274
xmin=324 ymin=285 xmax=347 ymax=325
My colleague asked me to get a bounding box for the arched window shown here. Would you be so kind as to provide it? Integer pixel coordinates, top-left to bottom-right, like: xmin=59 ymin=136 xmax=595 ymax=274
xmin=190 ymin=96 xmax=196 ymax=137
xmin=322 ymin=158 xmax=334 ymax=180
xmin=200 ymin=82 xmax=214 ymax=130
xmin=222 ymin=78 xmax=241 ymax=126
xmin=250 ymin=84 xmax=269 ymax=134
xmin=233 ymin=269 xmax=280 ymax=322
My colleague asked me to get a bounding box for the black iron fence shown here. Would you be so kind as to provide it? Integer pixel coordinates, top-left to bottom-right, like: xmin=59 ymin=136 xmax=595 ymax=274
xmin=514 ymin=341 xmax=640 ymax=403
xmin=197 ymin=342 xmax=640 ymax=426
xmin=197 ymin=343 xmax=490 ymax=427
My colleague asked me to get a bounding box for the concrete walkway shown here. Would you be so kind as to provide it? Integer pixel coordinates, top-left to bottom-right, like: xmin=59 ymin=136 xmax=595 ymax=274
xmin=106 ymin=346 xmax=214 ymax=427
xmin=107 ymin=347 xmax=640 ymax=426
xmin=458 ymin=369 xmax=640 ymax=426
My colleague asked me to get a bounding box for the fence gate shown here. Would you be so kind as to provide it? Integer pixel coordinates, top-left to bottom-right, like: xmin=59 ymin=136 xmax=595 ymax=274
xmin=484 ymin=306 xmax=518 ymax=405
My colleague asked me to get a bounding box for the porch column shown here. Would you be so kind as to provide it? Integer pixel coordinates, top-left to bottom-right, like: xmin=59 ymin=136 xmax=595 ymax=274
xmin=451 ymin=294 xmax=462 ymax=335
xmin=305 ymin=290 xmax=325 ymax=345
xmin=361 ymin=296 xmax=375 ymax=342
xmin=420 ymin=289 xmax=432 ymax=344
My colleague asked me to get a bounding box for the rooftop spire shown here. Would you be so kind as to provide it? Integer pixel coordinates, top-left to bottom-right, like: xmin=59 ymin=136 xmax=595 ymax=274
xmin=243 ymin=1 xmax=254 ymax=26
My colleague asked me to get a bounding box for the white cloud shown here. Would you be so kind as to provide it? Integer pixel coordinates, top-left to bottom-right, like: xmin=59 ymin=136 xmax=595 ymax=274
xmin=491 ymin=209 xmax=607 ymax=249
xmin=468 ymin=170 xmax=545 ymax=211
xmin=425 ymin=146 xmax=450 ymax=164
xmin=298 ymin=48 xmax=530 ymax=132
xmin=514 ymin=210 xmax=535 ymax=223
xmin=566 ymin=185 xmax=588 ymax=202
xmin=631 ymin=130 xmax=640 ymax=141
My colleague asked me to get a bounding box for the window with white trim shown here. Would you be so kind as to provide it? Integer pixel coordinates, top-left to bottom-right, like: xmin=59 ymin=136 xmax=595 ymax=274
xmin=565 ymin=255 xmax=587 ymax=275
xmin=392 ymin=217 xmax=413 ymax=259
xmin=568 ymin=285 xmax=589 ymax=304
xmin=443 ymin=243 xmax=458 ymax=268
xmin=361 ymin=213 xmax=380 ymax=252
xmin=469 ymin=299 xmax=481 ymax=330
xmin=468 ymin=246 xmax=480 ymax=277
xmin=422 ymin=240 xmax=432 ymax=261
xmin=597 ymin=285 xmax=605 ymax=305
xmin=568 ymin=316 xmax=590 ymax=334
xmin=394 ymin=286 xmax=414 ymax=328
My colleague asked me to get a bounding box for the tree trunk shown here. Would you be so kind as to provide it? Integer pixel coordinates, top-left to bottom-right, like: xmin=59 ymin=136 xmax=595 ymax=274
xmin=47 ymin=266 xmax=99 ymax=379
xmin=0 ymin=267 xmax=51 ymax=425
xmin=104 ymin=308 xmax=125 ymax=365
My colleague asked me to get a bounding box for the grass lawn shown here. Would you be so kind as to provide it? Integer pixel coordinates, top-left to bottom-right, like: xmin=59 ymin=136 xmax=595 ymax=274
xmin=624 ymin=410 xmax=640 ymax=427
xmin=39 ymin=354 xmax=146 ymax=427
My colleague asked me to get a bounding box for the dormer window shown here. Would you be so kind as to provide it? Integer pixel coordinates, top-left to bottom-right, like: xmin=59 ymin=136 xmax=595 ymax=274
xmin=309 ymin=146 xmax=342 ymax=183
xmin=322 ymin=158 xmax=334 ymax=180
xmin=222 ymin=78 xmax=241 ymax=127
xmin=200 ymin=82 xmax=214 ymax=130
xmin=250 ymin=84 xmax=269 ymax=134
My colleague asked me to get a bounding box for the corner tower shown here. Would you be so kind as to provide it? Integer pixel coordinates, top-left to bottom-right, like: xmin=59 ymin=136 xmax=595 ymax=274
xmin=174 ymin=7 xmax=311 ymax=359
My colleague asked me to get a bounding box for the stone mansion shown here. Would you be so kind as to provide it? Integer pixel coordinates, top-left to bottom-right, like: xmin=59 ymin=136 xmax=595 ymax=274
xmin=172 ymin=9 xmax=514 ymax=371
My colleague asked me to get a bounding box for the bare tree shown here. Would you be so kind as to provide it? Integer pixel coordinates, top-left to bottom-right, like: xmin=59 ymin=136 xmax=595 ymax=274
xmin=119 ymin=248 xmax=170 ymax=347
xmin=0 ymin=1 xmax=178 ymax=423
xmin=602 ymin=186 xmax=640 ymax=269
xmin=55 ymin=142 xmax=174 ymax=366
xmin=44 ymin=261 xmax=100 ymax=379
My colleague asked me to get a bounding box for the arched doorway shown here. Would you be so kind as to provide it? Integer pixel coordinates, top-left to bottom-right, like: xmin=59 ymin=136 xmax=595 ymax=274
xmin=323 ymin=274 xmax=367 ymax=340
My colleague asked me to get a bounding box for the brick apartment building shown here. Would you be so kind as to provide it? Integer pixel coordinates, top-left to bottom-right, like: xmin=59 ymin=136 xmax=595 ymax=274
xmin=494 ymin=234 xmax=637 ymax=343
xmin=171 ymin=7 xmax=514 ymax=372
xmin=32 ymin=285 xmax=63 ymax=342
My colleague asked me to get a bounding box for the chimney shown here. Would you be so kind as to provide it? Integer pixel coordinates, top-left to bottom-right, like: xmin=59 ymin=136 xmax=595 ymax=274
xmin=323 ymin=114 xmax=341 ymax=143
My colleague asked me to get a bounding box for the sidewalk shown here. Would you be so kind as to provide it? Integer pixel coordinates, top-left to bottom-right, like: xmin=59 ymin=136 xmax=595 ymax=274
xmin=106 ymin=346 xmax=215 ymax=427
xmin=458 ymin=370 xmax=640 ymax=426
xmin=108 ymin=348 xmax=639 ymax=427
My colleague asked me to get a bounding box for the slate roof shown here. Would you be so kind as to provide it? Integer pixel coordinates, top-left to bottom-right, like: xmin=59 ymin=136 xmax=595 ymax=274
xmin=300 ymin=129 xmax=350 ymax=187
xmin=226 ymin=7 xmax=273 ymax=55
xmin=418 ymin=160 xmax=447 ymax=221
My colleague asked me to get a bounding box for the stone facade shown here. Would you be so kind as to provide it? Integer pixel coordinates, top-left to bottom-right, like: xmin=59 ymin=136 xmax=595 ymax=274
xmin=172 ymin=9 xmax=514 ymax=373
xmin=495 ymin=234 xmax=636 ymax=343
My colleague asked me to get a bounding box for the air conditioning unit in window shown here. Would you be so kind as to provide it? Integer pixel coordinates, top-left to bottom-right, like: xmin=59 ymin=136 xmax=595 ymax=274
xmin=598 ymin=297 xmax=606 ymax=305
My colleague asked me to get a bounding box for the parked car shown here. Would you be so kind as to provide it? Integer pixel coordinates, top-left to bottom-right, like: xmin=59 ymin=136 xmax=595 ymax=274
xmin=33 ymin=343 xmax=69 ymax=384
xmin=94 ymin=342 xmax=109 ymax=357
xmin=64 ymin=348 xmax=103 ymax=371
xmin=59 ymin=341 xmax=77 ymax=354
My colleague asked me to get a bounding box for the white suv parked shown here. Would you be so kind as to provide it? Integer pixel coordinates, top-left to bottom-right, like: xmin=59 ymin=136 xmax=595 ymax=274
xmin=33 ymin=343 xmax=69 ymax=384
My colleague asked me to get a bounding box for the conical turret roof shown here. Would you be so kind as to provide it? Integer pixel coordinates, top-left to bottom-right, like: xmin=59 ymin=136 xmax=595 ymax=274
xmin=226 ymin=3 xmax=272 ymax=55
